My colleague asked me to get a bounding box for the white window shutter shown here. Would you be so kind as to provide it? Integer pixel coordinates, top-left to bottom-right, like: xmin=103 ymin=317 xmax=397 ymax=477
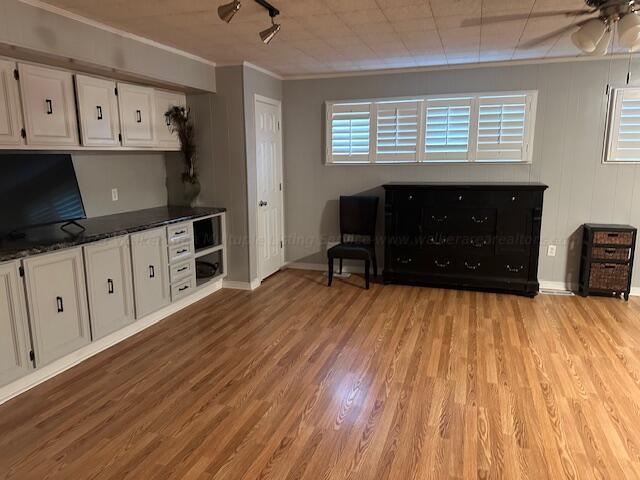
xmin=375 ymin=100 xmax=420 ymax=162
xmin=606 ymin=88 xmax=640 ymax=162
xmin=424 ymin=97 xmax=472 ymax=162
xmin=476 ymin=93 xmax=534 ymax=162
xmin=328 ymin=102 xmax=372 ymax=163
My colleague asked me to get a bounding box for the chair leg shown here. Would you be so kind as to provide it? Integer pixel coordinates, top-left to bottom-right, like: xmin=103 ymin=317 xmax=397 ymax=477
xmin=364 ymin=260 xmax=370 ymax=289
xmin=328 ymin=257 xmax=333 ymax=286
xmin=339 ymin=258 xmax=343 ymax=274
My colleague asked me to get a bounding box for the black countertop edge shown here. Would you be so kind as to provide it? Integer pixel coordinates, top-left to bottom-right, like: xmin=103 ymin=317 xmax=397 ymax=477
xmin=383 ymin=182 xmax=548 ymax=190
xmin=0 ymin=206 xmax=226 ymax=263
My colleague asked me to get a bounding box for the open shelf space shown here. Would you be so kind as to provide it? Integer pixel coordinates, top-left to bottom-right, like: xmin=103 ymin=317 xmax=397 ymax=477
xmin=195 ymin=249 xmax=224 ymax=289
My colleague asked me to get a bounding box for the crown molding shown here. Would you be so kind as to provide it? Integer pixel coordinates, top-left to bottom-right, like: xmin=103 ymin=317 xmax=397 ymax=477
xmin=242 ymin=61 xmax=284 ymax=80
xmin=17 ymin=0 xmax=217 ymax=67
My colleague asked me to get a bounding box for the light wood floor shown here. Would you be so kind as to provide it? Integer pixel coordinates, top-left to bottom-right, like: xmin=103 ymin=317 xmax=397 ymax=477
xmin=2 ymin=269 xmax=640 ymax=479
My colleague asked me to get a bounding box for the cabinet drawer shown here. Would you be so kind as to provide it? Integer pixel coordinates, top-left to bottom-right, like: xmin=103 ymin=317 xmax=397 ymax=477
xmin=593 ymin=231 xmax=633 ymax=246
xmin=168 ymin=242 xmax=193 ymax=264
xmin=591 ymin=247 xmax=631 ymax=261
xmin=387 ymin=248 xmax=422 ymax=272
xmin=589 ymin=263 xmax=629 ymax=291
xmin=491 ymin=255 xmax=530 ymax=279
xmin=425 ymin=233 xmax=493 ymax=255
xmin=171 ymin=276 xmax=195 ymax=301
xmin=170 ymin=259 xmax=195 ymax=283
xmin=425 ymin=208 xmax=496 ymax=233
xmin=167 ymin=222 xmax=193 ymax=245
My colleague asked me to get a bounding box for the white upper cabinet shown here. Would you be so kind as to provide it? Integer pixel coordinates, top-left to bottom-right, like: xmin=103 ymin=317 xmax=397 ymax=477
xmin=154 ymin=90 xmax=186 ymax=150
xmin=75 ymin=74 xmax=120 ymax=147
xmin=117 ymin=82 xmax=156 ymax=147
xmin=18 ymin=63 xmax=79 ymax=146
xmin=0 ymin=59 xmax=24 ymax=146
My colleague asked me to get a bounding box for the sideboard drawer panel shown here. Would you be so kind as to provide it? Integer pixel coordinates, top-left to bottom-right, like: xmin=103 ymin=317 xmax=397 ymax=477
xmin=425 ymin=208 xmax=496 ymax=234
xmin=387 ymin=247 xmax=423 ymax=273
xmin=491 ymin=255 xmax=530 ymax=280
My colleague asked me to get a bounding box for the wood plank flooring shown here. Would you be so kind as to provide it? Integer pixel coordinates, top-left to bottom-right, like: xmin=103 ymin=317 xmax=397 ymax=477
xmin=2 ymin=269 xmax=640 ymax=479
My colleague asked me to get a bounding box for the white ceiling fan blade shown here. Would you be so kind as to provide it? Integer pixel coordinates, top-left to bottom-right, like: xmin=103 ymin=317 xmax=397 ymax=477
xmin=518 ymin=21 xmax=589 ymax=49
xmin=461 ymin=9 xmax=595 ymax=27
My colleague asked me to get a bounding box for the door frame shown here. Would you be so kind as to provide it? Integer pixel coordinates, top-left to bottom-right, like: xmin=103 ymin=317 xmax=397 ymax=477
xmin=254 ymin=94 xmax=285 ymax=281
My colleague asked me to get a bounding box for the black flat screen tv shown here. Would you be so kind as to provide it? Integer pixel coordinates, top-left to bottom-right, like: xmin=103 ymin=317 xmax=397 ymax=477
xmin=0 ymin=154 xmax=86 ymax=234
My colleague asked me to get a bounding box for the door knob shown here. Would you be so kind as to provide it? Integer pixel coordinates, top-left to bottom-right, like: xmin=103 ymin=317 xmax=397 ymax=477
xmin=259 ymin=200 xmax=268 ymax=207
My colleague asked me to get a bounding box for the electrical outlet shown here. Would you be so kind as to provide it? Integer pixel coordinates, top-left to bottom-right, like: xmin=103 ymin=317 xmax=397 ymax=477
xmin=547 ymin=245 xmax=557 ymax=257
xmin=111 ymin=188 xmax=118 ymax=202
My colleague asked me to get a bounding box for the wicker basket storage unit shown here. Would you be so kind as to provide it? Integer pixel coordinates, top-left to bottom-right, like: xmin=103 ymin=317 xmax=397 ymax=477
xmin=578 ymin=224 xmax=637 ymax=301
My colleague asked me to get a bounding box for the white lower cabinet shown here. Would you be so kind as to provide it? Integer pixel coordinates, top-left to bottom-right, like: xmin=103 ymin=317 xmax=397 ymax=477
xmin=130 ymin=227 xmax=170 ymax=318
xmin=23 ymin=248 xmax=91 ymax=367
xmin=0 ymin=261 xmax=32 ymax=387
xmin=84 ymin=237 xmax=135 ymax=340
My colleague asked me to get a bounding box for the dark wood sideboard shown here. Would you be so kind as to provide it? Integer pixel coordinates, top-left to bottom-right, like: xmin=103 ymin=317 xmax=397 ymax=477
xmin=383 ymin=182 xmax=548 ymax=297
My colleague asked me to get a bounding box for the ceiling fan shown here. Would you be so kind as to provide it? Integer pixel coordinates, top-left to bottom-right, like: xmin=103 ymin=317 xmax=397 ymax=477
xmin=463 ymin=0 xmax=640 ymax=55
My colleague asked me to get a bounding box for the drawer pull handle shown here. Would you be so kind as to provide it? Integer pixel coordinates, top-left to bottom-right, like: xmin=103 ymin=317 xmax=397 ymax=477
xmin=607 ymin=233 xmax=619 ymax=237
xmin=178 ymin=285 xmax=189 ymax=292
xmin=56 ymin=296 xmax=64 ymax=313
xmin=458 ymin=195 xmax=463 ymax=201
xmin=177 ymin=266 xmax=189 ymax=272
xmin=471 ymin=216 xmax=488 ymax=224
xmin=511 ymin=196 xmax=516 ymax=202
xmin=604 ymin=265 xmax=617 ymax=269
xmin=45 ymin=99 xmax=53 ymax=115
xmin=107 ymin=278 xmax=114 ymax=294
xmin=397 ymin=257 xmax=412 ymax=264
xmin=429 ymin=237 xmax=446 ymax=246
xmin=176 ymin=248 xmax=188 ymax=254
xmin=471 ymin=240 xmax=486 ymax=248
xmin=506 ymin=265 xmax=523 ymax=273
xmin=149 ymin=265 xmax=155 ymax=278
xmin=431 ymin=215 xmax=448 ymax=222
xmin=174 ymin=230 xmax=187 ymax=236
xmin=97 ymin=105 xmax=103 ymax=120
xmin=434 ymin=260 xmax=450 ymax=268
xmin=136 ymin=110 xmax=142 ymax=123
xmin=464 ymin=261 xmax=480 ymax=270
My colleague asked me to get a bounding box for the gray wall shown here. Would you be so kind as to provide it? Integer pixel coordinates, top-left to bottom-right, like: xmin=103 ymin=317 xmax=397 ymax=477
xmin=73 ymin=153 xmax=167 ymax=218
xmin=283 ymin=58 xmax=640 ymax=288
xmin=0 ymin=0 xmax=215 ymax=92
xmin=243 ymin=66 xmax=283 ymax=281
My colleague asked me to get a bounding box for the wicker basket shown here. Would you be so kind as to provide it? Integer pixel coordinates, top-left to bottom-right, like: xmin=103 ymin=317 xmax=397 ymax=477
xmin=589 ymin=263 xmax=629 ymax=290
xmin=593 ymin=231 xmax=633 ymax=246
xmin=591 ymin=247 xmax=631 ymax=261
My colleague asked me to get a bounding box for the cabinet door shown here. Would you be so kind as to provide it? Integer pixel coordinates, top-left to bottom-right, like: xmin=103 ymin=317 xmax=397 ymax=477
xmin=0 ymin=59 xmax=24 ymax=146
xmin=18 ymin=63 xmax=79 ymax=146
xmin=117 ymin=82 xmax=155 ymax=147
xmin=84 ymin=237 xmax=135 ymax=340
xmin=24 ymin=248 xmax=90 ymax=366
xmin=154 ymin=90 xmax=185 ymax=150
xmin=75 ymin=74 xmax=120 ymax=147
xmin=0 ymin=262 xmax=32 ymax=387
xmin=130 ymin=227 xmax=170 ymax=318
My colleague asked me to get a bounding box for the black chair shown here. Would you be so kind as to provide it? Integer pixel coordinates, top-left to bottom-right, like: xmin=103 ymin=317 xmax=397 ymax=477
xmin=327 ymin=195 xmax=379 ymax=289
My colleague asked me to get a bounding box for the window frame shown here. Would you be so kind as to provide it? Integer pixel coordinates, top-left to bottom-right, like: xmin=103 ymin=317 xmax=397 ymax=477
xmin=603 ymin=87 xmax=640 ymax=164
xmin=325 ymin=90 xmax=538 ymax=166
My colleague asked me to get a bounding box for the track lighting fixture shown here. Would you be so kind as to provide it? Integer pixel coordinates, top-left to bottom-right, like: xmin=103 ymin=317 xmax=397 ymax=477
xmin=217 ymin=0 xmax=241 ymax=23
xmin=260 ymin=18 xmax=281 ymax=44
xmin=217 ymin=0 xmax=281 ymax=44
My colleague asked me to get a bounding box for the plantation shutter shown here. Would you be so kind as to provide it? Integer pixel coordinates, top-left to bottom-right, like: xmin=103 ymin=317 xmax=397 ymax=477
xmin=476 ymin=94 xmax=533 ymax=162
xmin=424 ymin=97 xmax=472 ymax=162
xmin=375 ymin=100 xmax=421 ymax=162
xmin=606 ymin=88 xmax=640 ymax=162
xmin=328 ymin=102 xmax=372 ymax=162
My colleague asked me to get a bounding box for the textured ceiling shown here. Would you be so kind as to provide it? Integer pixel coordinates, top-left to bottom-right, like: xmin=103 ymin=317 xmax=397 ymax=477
xmin=39 ymin=0 xmax=604 ymax=77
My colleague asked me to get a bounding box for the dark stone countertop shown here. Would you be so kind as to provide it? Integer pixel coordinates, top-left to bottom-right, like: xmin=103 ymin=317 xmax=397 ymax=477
xmin=0 ymin=206 xmax=226 ymax=262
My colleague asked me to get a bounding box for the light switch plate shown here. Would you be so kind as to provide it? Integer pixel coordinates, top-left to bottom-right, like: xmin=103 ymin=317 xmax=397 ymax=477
xmin=111 ymin=188 xmax=118 ymax=202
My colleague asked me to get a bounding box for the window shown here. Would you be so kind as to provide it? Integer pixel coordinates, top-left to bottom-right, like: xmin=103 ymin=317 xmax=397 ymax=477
xmin=605 ymin=88 xmax=640 ymax=163
xmin=325 ymin=90 xmax=537 ymax=165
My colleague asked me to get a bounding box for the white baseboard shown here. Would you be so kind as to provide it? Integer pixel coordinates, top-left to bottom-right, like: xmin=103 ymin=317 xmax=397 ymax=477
xmin=222 ymin=278 xmax=261 ymax=290
xmin=0 ymin=280 xmax=222 ymax=406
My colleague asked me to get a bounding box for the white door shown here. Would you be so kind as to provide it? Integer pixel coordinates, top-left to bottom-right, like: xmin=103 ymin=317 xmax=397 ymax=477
xmin=0 ymin=59 xmax=24 ymax=146
xmin=117 ymin=82 xmax=156 ymax=147
xmin=154 ymin=90 xmax=185 ymax=150
xmin=23 ymin=248 xmax=91 ymax=366
xmin=255 ymin=96 xmax=284 ymax=280
xmin=0 ymin=261 xmax=32 ymax=387
xmin=75 ymin=74 xmax=120 ymax=147
xmin=18 ymin=63 xmax=79 ymax=146
xmin=84 ymin=237 xmax=135 ymax=340
xmin=130 ymin=227 xmax=170 ymax=318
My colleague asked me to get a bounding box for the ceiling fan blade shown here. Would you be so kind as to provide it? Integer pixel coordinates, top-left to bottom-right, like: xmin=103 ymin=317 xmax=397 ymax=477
xmin=461 ymin=9 xmax=595 ymax=27
xmin=518 ymin=21 xmax=588 ymax=49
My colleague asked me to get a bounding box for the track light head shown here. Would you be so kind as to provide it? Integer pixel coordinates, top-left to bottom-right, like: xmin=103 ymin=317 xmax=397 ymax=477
xmin=260 ymin=19 xmax=281 ymax=44
xmin=218 ymin=0 xmax=241 ymax=23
